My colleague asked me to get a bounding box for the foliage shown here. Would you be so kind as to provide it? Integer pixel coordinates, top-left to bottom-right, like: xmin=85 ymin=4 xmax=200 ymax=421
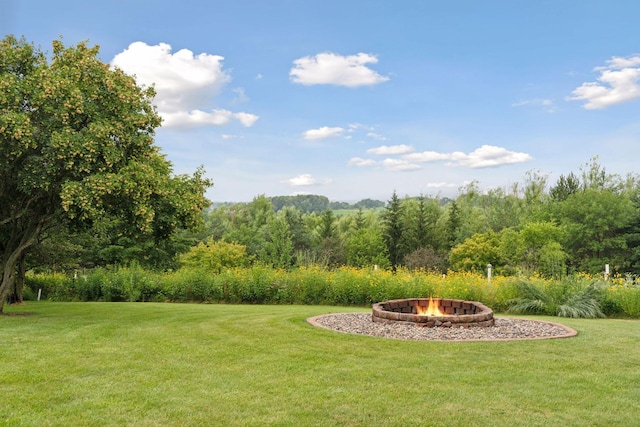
xmin=170 ymin=158 xmax=640 ymax=281
xmin=381 ymin=190 xmax=404 ymax=271
xmin=269 ymin=194 xmax=330 ymax=213
xmin=0 ymin=36 xmax=210 ymax=310
xmin=555 ymin=188 xmax=634 ymax=273
xmin=12 ymin=143 xmax=640 ymax=292
xmin=508 ymin=277 xmax=605 ymax=318
xmin=442 ymin=200 xmax=461 ymax=250
xmin=401 ymin=195 xmax=441 ymax=256
xmin=606 ymin=276 xmax=640 ymax=317
xmin=23 ymin=265 xmax=639 ymax=318
xmin=257 ymin=216 xmax=295 ymax=269
xmin=518 ymin=221 xmax=567 ymax=276
xmin=223 ymin=195 xmax=274 ymax=257
xmin=449 ymin=231 xmax=502 ymax=273
xmin=345 ymin=228 xmax=390 ymax=269
xmin=403 ymin=246 xmax=447 ymax=273
xmin=26 ymin=264 xmax=640 ymax=318
xmin=179 ymin=239 xmax=248 ymax=273
xmin=549 ymin=171 xmax=580 ymax=202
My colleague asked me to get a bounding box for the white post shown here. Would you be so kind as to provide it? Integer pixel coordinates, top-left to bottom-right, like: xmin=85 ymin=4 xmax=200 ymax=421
xmin=605 ymin=264 xmax=610 ymax=280
xmin=487 ymin=263 xmax=492 ymax=284
xmin=37 ymin=288 xmax=42 ymax=301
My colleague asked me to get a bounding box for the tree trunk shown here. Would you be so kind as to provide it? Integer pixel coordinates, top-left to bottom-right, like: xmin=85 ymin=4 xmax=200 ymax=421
xmin=8 ymin=254 xmax=26 ymax=305
xmin=0 ymin=223 xmax=42 ymax=313
xmin=0 ymin=259 xmax=17 ymax=314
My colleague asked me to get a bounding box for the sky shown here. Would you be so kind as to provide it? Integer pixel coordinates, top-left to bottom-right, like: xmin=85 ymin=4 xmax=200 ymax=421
xmin=2 ymin=1 xmax=640 ymax=202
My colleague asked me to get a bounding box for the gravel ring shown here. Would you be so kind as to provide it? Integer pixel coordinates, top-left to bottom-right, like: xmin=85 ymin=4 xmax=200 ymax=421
xmin=308 ymin=312 xmax=577 ymax=342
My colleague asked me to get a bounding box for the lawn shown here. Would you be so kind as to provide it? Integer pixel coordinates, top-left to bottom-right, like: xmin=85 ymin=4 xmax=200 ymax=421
xmin=1 ymin=302 xmax=639 ymax=426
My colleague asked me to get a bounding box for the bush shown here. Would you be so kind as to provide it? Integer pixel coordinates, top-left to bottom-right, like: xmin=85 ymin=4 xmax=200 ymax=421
xmin=507 ymin=277 xmax=605 ymax=318
xmin=179 ymin=239 xmax=248 ymax=273
xmin=606 ymin=275 xmax=640 ymax=317
xmin=403 ymin=247 xmax=447 ymax=273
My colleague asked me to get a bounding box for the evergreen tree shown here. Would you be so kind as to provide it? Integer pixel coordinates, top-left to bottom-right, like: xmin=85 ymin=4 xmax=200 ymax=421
xmin=382 ymin=191 xmax=404 ymax=271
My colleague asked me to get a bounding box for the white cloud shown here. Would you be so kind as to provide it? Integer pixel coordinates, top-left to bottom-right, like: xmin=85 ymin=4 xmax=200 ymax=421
xmin=367 ymin=144 xmax=413 ymax=155
xmin=161 ymin=109 xmax=233 ymax=128
xmin=303 ymin=126 xmax=345 ymax=141
xmin=382 ymin=158 xmax=421 ymax=171
xmin=450 ymin=145 xmax=533 ymax=168
xmin=567 ymin=55 xmax=640 ymax=109
xmin=403 ymin=145 xmax=532 ymax=168
xmin=284 ymin=174 xmax=316 ymax=186
xmin=234 ymin=112 xmax=260 ymax=127
xmin=403 ymin=151 xmax=452 ymax=162
xmin=111 ymin=41 xmax=258 ymax=128
xmin=594 ymin=56 xmax=640 ymax=71
xmin=290 ymin=52 xmax=389 ymax=87
xmin=221 ymin=134 xmax=238 ymax=140
xmin=348 ymin=157 xmax=377 ymax=167
xmin=350 ymin=145 xmax=531 ymax=173
xmin=282 ymin=174 xmax=333 ymax=187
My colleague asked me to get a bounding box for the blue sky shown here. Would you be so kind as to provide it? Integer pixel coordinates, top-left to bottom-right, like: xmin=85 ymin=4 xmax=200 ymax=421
xmin=3 ymin=1 xmax=640 ymax=202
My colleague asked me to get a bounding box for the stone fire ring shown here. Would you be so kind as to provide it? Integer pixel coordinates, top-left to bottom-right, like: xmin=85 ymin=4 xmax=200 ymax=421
xmin=372 ymin=298 xmax=494 ymax=327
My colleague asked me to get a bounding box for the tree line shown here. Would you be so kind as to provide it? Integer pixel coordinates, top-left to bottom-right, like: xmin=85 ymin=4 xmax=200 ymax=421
xmin=179 ymin=158 xmax=639 ymax=278
xmin=30 ymin=157 xmax=640 ymax=283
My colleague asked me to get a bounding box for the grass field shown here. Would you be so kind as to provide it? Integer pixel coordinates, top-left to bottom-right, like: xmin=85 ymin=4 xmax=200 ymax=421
xmin=1 ymin=302 xmax=639 ymax=426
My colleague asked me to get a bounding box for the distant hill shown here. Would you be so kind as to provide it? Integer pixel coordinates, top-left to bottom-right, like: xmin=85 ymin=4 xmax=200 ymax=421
xmin=270 ymin=195 xmax=385 ymax=213
xmin=209 ymin=194 xmax=451 ymax=213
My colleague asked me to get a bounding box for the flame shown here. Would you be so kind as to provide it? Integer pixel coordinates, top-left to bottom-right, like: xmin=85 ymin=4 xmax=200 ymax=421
xmin=417 ymin=297 xmax=444 ymax=316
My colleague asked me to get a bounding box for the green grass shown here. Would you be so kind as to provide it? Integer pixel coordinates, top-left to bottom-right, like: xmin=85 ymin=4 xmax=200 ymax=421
xmin=1 ymin=302 xmax=639 ymax=426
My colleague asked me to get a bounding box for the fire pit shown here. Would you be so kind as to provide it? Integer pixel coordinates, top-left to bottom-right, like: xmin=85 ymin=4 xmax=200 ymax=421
xmin=372 ymin=297 xmax=494 ymax=327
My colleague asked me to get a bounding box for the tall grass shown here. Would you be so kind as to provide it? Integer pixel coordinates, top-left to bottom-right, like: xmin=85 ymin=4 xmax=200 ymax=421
xmin=23 ymin=265 xmax=640 ymax=318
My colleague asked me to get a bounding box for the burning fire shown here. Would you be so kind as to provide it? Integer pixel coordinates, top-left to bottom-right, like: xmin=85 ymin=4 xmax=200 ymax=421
xmin=416 ymin=297 xmax=444 ymax=316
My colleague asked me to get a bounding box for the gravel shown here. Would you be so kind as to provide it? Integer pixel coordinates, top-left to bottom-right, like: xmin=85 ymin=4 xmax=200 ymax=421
xmin=308 ymin=312 xmax=577 ymax=341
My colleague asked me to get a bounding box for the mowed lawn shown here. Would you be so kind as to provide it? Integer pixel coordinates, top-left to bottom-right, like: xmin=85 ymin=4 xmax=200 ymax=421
xmin=1 ymin=302 xmax=639 ymax=426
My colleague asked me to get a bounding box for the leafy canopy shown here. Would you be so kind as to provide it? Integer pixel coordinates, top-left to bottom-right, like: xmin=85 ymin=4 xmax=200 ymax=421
xmin=0 ymin=35 xmax=211 ymax=310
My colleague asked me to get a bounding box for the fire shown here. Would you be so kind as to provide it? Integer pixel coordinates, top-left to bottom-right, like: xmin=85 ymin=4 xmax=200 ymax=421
xmin=417 ymin=297 xmax=444 ymax=316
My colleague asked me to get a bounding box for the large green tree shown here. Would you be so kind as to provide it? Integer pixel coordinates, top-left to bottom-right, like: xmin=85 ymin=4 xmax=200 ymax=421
xmin=224 ymin=195 xmax=275 ymax=257
xmin=555 ymin=189 xmax=634 ymax=273
xmin=0 ymin=36 xmax=211 ymax=311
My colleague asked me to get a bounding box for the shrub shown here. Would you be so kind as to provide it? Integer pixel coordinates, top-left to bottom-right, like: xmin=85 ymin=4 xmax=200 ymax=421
xmin=508 ymin=277 xmax=605 ymax=318
xmin=606 ymin=276 xmax=640 ymax=317
xmin=403 ymin=247 xmax=447 ymax=273
xmin=179 ymin=239 xmax=248 ymax=273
